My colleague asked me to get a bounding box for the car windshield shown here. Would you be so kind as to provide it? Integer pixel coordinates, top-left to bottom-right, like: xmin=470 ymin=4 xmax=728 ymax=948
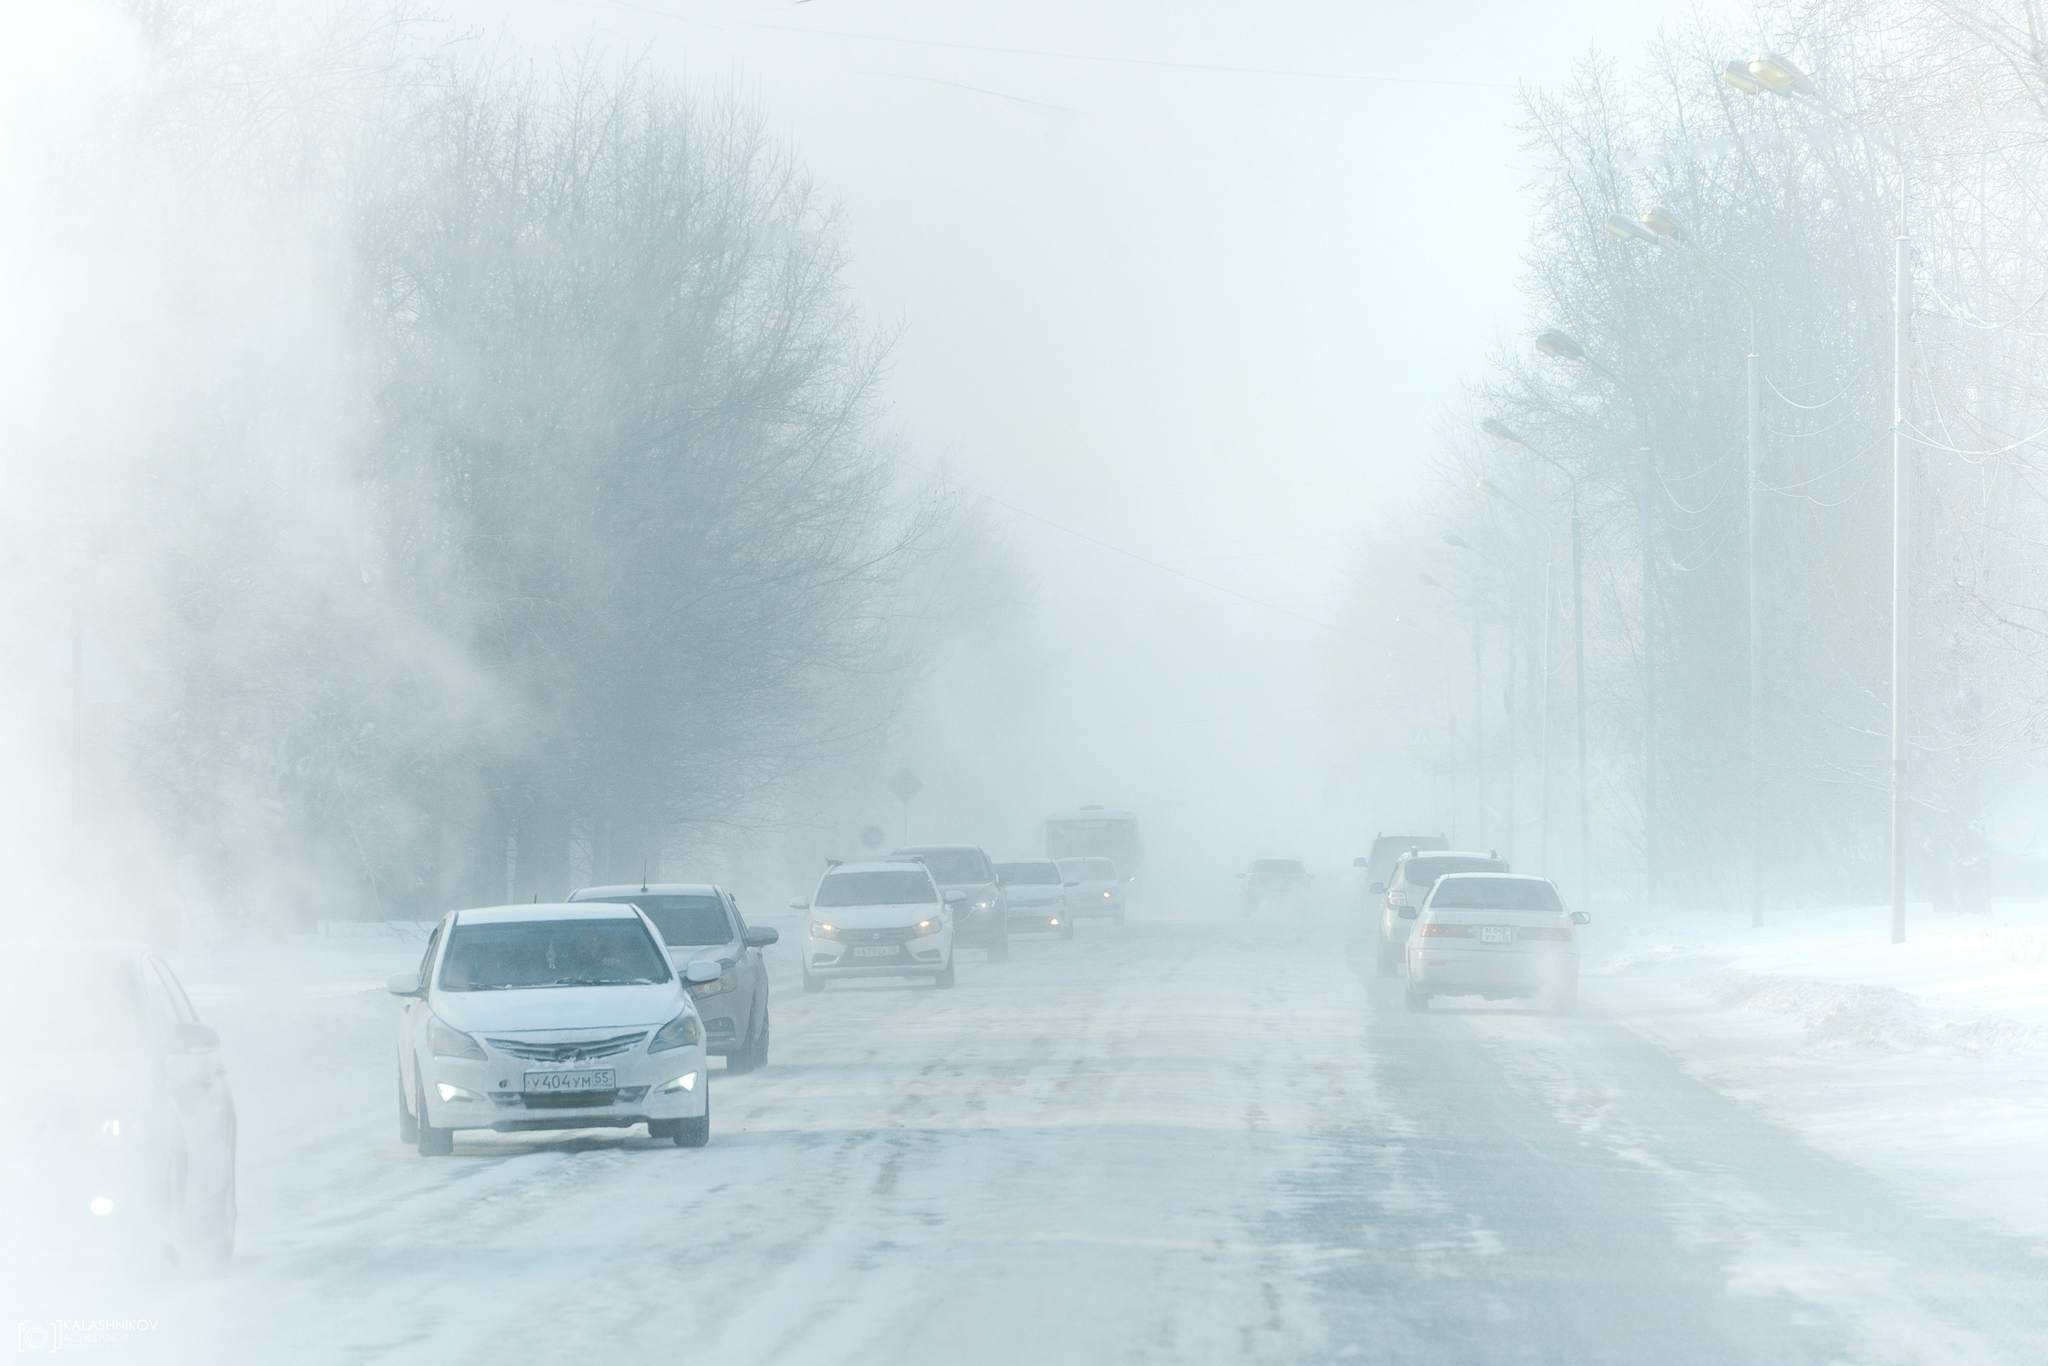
xmin=996 ymin=861 xmax=1061 ymax=885
xmin=1061 ymin=858 xmax=1116 ymax=880
xmin=0 ymin=949 xmax=155 ymax=1049
xmin=816 ymin=871 xmax=938 ymax=906
xmin=1251 ymin=860 xmax=1304 ymax=874
xmin=902 ymin=849 xmax=988 ymax=883
xmin=437 ymin=919 xmax=672 ymax=990
xmin=1429 ymin=877 xmax=1563 ymax=913
xmin=590 ymin=895 xmax=732 ymax=946
xmin=1400 ymin=856 xmax=1507 ymax=887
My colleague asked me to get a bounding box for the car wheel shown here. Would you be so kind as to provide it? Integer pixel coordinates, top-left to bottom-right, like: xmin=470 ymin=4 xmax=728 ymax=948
xmin=673 ymin=1079 xmax=710 ymax=1148
xmin=987 ymin=929 xmax=1009 ymax=963
xmin=1376 ymin=938 xmax=1400 ymax=977
xmin=801 ymin=963 xmax=824 ymax=993
xmin=749 ymin=1012 xmax=769 ymax=1068
xmin=935 ymin=957 xmax=955 ymax=988
xmin=1404 ymin=981 xmax=1430 ymax=1013
xmin=415 ymin=1076 xmax=454 ymax=1157
xmin=726 ymin=1011 xmax=759 ymax=1075
xmin=397 ymin=1071 xmax=418 ymax=1143
xmin=1058 ymin=916 xmax=1074 ymax=940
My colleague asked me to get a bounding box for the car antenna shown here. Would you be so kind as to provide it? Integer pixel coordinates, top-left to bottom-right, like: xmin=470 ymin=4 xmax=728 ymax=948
xmin=532 ymin=893 xmax=537 ymax=903
xmin=641 ymin=860 xmax=649 ymax=894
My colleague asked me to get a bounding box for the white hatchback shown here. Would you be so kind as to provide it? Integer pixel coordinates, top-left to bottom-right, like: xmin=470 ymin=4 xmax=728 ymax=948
xmin=389 ymin=903 xmax=715 ymax=1154
xmin=793 ymin=861 xmax=957 ymax=989
xmin=1401 ymin=873 xmax=1591 ymax=1014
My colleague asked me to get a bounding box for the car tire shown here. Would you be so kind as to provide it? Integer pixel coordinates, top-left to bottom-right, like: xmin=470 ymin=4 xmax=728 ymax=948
xmin=1404 ymin=981 xmax=1430 ymax=1013
xmin=935 ymin=957 xmax=956 ymax=988
xmin=415 ymin=1077 xmax=454 ymax=1157
xmin=673 ymin=1081 xmax=710 ymax=1148
xmin=987 ymin=929 xmax=1009 ymax=963
xmin=726 ymin=1010 xmax=760 ymax=1075
xmin=1376 ymin=938 xmax=1400 ymax=977
xmin=397 ymin=1071 xmax=418 ymax=1143
xmin=750 ymin=1012 xmax=769 ymax=1068
xmin=801 ymin=963 xmax=824 ymax=993
xmin=1058 ymin=916 xmax=1074 ymax=940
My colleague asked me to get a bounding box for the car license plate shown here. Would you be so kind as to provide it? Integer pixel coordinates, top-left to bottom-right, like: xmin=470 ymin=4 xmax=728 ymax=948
xmin=851 ymin=945 xmax=901 ymax=958
xmin=523 ymin=1068 xmax=615 ymax=1093
xmin=1480 ymin=926 xmax=1513 ymax=944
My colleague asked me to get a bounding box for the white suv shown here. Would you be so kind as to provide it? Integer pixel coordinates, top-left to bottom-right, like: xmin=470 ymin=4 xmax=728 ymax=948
xmin=793 ymin=861 xmax=958 ymax=990
xmin=389 ymin=903 xmax=715 ymax=1154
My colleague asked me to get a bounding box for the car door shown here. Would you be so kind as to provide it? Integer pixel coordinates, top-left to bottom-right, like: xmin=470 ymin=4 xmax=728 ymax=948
xmin=724 ymin=892 xmax=763 ymax=1027
xmin=402 ymin=920 xmax=444 ymax=1094
xmin=148 ymin=956 xmax=233 ymax=1195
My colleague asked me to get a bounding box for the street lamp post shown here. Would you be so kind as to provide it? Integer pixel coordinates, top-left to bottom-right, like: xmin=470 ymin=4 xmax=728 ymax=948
xmin=1479 ymin=426 xmax=1590 ymax=909
xmin=1532 ymin=329 xmax=1657 ymax=911
xmin=1726 ymin=51 xmax=1912 ymax=944
xmin=1605 ymin=206 xmax=1767 ymax=928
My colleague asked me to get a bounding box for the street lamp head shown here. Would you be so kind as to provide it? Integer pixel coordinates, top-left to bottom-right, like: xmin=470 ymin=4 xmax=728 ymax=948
xmin=1480 ymin=417 xmax=1522 ymax=444
xmin=1534 ymin=328 xmax=1587 ymax=362
xmin=1641 ymin=205 xmax=1690 ymax=240
xmin=1417 ymin=573 xmax=1442 ymax=589
xmin=1604 ymin=213 xmax=1661 ymax=245
xmin=1719 ymin=59 xmax=1766 ymax=94
xmin=1442 ymin=530 xmax=1470 ymax=549
xmin=1748 ymin=53 xmax=1814 ymax=97
xmin=1475 ymin=479 xmax=1511 ymax=502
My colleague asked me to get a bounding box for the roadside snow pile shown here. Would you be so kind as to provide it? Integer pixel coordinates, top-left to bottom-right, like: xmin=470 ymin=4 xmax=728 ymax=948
xmin=1593 ymin=901 xmax=2048 ymax=1244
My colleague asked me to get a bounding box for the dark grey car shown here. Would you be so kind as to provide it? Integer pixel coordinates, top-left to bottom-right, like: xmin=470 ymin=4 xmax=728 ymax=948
xmin=567 ymin=883 xmax=778 ymax=1071
xmin=891 ymin=845 xmax=1011 ymax=961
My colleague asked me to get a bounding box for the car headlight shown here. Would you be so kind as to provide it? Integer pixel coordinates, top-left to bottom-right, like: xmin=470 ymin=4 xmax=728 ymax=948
xmin=649 ymin=1012 xmax=701 ymax=1054
xmin=913 ymin=916 xmax=945 ymax=936
xmin=810 ymin=920 xmax=845 ymax=941
xmin=972 ymin=899 xmax=997 ymax=912
xmin=429 ymin=1014 xmax=486 ymax=1061
xmin=688 ymin=971 xmax=736 ymax=999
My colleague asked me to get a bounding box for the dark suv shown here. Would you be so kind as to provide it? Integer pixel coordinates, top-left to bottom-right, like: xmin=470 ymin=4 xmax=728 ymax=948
xmin=566 ymin=883 xmax=779 ymax=1072
xmin=1372 ymin=851 xmax=1508 ymax=975
xmin=1354 ymin=833 xmax=1450 ymax=909
xmin=891 ymin=845 xmax=1011 ymax=961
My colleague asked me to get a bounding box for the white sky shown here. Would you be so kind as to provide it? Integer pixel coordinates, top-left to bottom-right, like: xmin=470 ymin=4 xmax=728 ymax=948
xmin=437 ymin=1 xmax=1729 ymax=879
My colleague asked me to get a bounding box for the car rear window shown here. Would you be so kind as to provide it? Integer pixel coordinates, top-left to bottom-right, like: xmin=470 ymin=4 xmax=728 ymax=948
xmin=1400 ymin=856 xmax=1508 ymax=887
xmin=1251 ymin=860 xmax=1304 ymax=874
xmin=817 ymin=871 xmax=938 ymax=906
xmin=438 ymin=918 xmax=673 ymax=990
xmin=1428 ymin=878 xmax=1563 ymax=913
xmin=593 ymin=895 xmax=732 ymax=947
xmin=996 ymin=861 xmax=1061 ymax=885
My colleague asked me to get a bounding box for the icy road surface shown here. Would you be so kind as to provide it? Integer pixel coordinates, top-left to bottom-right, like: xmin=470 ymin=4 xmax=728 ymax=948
xmin=17 ymin=908 xmax=2048 ymax=1364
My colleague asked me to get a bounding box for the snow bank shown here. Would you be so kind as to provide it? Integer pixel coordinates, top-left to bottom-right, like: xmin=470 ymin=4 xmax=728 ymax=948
xmin=1593 ymin=901 xmax=2048 ymax=1245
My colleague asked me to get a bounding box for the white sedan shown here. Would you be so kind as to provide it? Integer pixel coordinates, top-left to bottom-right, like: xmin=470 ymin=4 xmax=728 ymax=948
xmin=1401 ymin=873 xmax=1590 ymax=1014
xmin=389 ymin=903 xmax=716 ymax=1154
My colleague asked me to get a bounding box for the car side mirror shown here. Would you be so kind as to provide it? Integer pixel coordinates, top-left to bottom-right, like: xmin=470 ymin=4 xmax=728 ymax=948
xmin=1353 ymin=857 xmax=1369 ymax=868
xmin=788 ymin=897 xmax=810 ymax=911
xmin=1570 ymin=911 xmax=1592 ymax=925
xmin=1064 ymin=880 xmax=1080 ymax=888
xmin=170 ymin=1020 xmax=220 ymax=1053
xmin=743 ymin=927 xmax=779 ymax=948
xmin=1126 ymin=875 xmax=1136 ymax=882
xmin=1397 ymin=907 xmax=1420 ymax=920
xmin=1369 ymin=881 xmax=1386 ymax=895
xmin=684 ymin=960 xmax=723 ymax=984
xmin=993 ymin=873 xmax=1005 ymax=885
xmin=944 ymin=890 xmax=967 ymax=906
xmin=386 ymin=971 xmax=423 ymax=997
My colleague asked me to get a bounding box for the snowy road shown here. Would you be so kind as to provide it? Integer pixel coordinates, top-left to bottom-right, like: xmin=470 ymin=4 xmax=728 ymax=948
xmin=17 ymin=908 xmax=2048 ymax=1364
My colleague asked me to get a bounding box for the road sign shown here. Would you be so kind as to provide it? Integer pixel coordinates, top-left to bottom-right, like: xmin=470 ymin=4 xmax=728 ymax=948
xmin=890 ymin=769 xmax=924 ymax=804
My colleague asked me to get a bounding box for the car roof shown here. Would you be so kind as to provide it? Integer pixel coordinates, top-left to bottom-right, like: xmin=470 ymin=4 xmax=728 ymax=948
xmin=891 ymin=844 xmax=983 ymax=854
xmin=997 ymin=856 xmax=1059 ymax=864
xmin=1045 ymin=808 xmax=1134 ymax=821
xmin=825 ymin=860 xmax=937 ymax=877
xmin=453 ymin=903 xmax=646 ymax=925
xmin=1401 ymin=849 xmax=1502 ymax=862
xmin=569 ymin=883 xmax=720 ymax=899
xmin=1431 ymin=871 xmax=1550 ymax=883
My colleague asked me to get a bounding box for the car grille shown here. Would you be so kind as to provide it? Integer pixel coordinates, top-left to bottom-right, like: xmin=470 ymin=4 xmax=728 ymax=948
xmin=484 ymin=1031 xmax=648 ymax=1062
xmin=841 ymin=926 xmax=918 ymax=946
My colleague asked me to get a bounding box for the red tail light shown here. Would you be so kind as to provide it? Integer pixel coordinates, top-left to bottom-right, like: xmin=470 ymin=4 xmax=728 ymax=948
xmin=1418 ymin=924 xmax=1475 ymax=938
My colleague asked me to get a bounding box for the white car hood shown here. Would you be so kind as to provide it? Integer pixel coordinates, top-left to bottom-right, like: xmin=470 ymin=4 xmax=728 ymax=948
xmin=431 ymin=982 xmax=687 ymax=1033
xmin=809 ymin=902 xmax=943 ymax=930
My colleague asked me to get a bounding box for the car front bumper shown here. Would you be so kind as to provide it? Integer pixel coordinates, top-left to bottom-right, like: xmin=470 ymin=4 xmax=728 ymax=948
xmin=805 ymin=931 xmax=950 ymax=977
xmin=420 ymin=1047 xmax=708 ymax=1132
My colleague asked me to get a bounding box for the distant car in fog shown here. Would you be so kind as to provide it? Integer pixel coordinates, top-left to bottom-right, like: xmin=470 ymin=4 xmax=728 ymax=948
xmin=891 ymin=845 xmax=1010 ymax=961
xmin=566 ymin=884 xmax=778 ymax=1073
xmin=1058 ymin=857 xmax=1127 ymax=924
xmin=1042 ymin=807 xmax=1143 ymax=889
xmin=0 ymin=942 xmax=238 ymax=1267
xmin=995 ymin=859 xmax=1072 ymax=938
xmin=1239 ymin=859 xmax=1313 ymax=914
xmin=1401 ymin=873 xmax=1589 ymax=1014
xmin=389 ymin=904 xmax=714 ymax=1153
xmin=1354 ymin=833 xmax=1450 ymax=906
xmin=1373 ymin=850 xmax=1509 ymax=975
xmin=794 ymin=860 xmax=958 ymax=988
